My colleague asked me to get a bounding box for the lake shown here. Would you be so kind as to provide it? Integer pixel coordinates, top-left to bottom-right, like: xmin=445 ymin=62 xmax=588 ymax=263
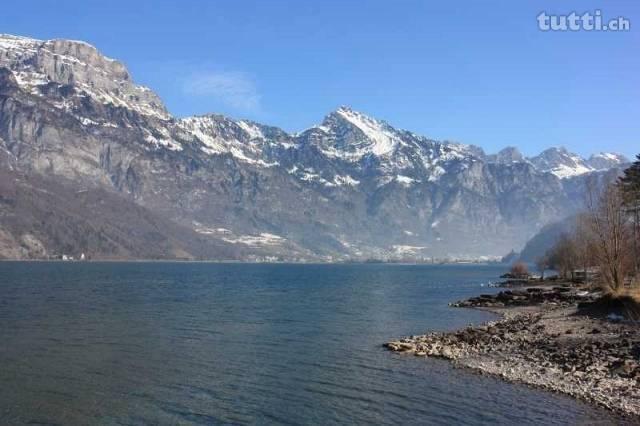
xmin=0 ymin=262 xmax=626 ymax=424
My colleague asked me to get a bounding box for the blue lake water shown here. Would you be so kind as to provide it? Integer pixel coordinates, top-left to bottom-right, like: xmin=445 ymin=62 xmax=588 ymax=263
xmin=0 ymin=262 xmax=628 ymax=424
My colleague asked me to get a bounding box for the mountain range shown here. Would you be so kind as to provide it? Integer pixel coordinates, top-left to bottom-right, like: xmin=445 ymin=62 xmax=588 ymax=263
xmin=0 ymin=34 xmax=630 ymax=261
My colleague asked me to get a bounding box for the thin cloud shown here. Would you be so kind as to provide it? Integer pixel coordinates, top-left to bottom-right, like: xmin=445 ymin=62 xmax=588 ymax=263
xmin=183 ymin=71 xmax=262 ymax=113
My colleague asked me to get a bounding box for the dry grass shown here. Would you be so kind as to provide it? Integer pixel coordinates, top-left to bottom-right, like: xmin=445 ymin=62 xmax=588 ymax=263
xmin=617 ymin=283 xmax=640 ymax=304
xmin=578 ymin=281 xmax=640 ymax=321
xmin=609 ymin=283 xmax=640 ymax=320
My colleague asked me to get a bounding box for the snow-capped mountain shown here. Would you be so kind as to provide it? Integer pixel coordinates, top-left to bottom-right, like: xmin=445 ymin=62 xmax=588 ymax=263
xmin=0 ymin=34 xmax=631 ymax=260
xmin=0 ymin=34 xmax=169 ymax=121
xmin=176 ymin=114 xmax=289 ymax=167
xmin=528 ymin=147 xmax=628 ymax=179
xmin=296 ymin=106 xmax=478 ymax=186
xmin=528 ymin=147 xmax=593 ymax=178
xmin=587 ymin=152 xmax=630 ymax=171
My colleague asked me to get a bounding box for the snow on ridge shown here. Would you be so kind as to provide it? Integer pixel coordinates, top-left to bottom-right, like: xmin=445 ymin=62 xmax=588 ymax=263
xmin=179 ymin=116 xmax=226 ymax=154
xmin=335 ymin=107 xmax=399 ymax=156
xmin=12 ymin=71 xmax=49 ymax=92
xmin=332 ymin=174 xmax=360 ymax=186
xmin=2 ymin=34 xmax=629 ymax=182
xmin=552 ymin=151 xmax=592 ymax=178
xmin=0 ymin=34 xmax=40 ymax=51
xmin=427 ymin=165 xmax=446 ymax=182
xmin=587 ymin=152 xmax=628 ymax=170
xmin=595 ymin=152 xmax=619 ymax=161
xmin=0 ymin=34 xmax=114 ymax=60
xmin=319 ymin=107 xmax=474 ymax=180
xmin=549 ymin=164 xmax=592 ymax=179
xmin=178 ymin=115 xmax=279 ymax=167
xmin=290 ymin=166 xmax=359 ymax=187
xmin=302 ymin=124 xmax=330 ymax=135
xmin=528 ymin=147 xmax=594 ymax=179
xmin=237 ymin=120 xmax=265 ymax=140
xmin=0 ymin=34 xmax=170 ymax=121
xmin=396 ymin=175 xmax=418 ymax=186
xmin=141 ymin=125 xmax=183 ymax=151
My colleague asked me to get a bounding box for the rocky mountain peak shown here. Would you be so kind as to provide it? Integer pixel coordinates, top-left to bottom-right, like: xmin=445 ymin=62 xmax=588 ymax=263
xmin=587 ymin=152 xmax=629 ymax=170
xmin=42 ymin=38 xmax=130 ymax=82
xmin=491 ymin=147 xmax=525 ymax=164
xmin=311 ymin=107 xmax=405 ymax=160
xmin=0 ymin=34 xmax=39 ymax=61
xmin=0 ymin=34 xmax=169 ymax=120
xmin=528 ymin=147 xmax=593 ymax=178
xmin=527 ymin=148 xmax=629 ymax=179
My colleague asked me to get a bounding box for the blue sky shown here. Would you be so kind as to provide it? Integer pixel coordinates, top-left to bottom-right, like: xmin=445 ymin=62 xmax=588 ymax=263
xmin=1 ymin=0 xmax=638 ymax=158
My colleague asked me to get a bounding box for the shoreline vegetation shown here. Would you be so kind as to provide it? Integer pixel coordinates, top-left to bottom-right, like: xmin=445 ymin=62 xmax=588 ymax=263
xmin=386 ymin=155 xmax=640 ymax=416
xmin=384 ymin=279 xmax=640 ymax=417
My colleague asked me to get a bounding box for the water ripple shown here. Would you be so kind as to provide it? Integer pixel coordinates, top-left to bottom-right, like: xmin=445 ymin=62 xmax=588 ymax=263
xmin=0 ymin=262 xmax=629 ymax=425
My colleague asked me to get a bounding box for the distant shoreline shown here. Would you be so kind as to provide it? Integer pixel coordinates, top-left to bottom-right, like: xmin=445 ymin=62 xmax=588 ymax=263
xmin=0 ymin=259 xmax=505 ymax=266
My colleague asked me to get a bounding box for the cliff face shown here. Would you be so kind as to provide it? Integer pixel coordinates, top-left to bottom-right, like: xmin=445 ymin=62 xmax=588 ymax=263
xmin=0 ymin=167 xmax=242 ymax=260
xmin=0 ymin=34 xmax=629 ymax=260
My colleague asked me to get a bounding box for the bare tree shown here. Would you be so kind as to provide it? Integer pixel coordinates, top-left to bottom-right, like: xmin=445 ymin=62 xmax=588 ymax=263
xmin=573 ymin=213 xmax=596 ymax=282
xmin=585 ymin=181 xmax=633 ymax=293
xmin=535 ymin=255 xmax=549 ymax=280
xmin=510 ymin=261 xmax=529 ymax=278
xmin=547 ymin=233 xmax=577 ymax=280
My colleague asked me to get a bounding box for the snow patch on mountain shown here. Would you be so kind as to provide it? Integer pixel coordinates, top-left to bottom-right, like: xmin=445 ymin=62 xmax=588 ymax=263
xmin=527 ymin=148 xmax=628 ymax=179
xmin=427 ymin=165 xmax=446 ymax=182
xmin=236 ymin=120 xmax=265 ymax=140
xmin=0 ymin=34 xmax=170 ymax=121
xmin=587 ymin=152 xmax=629 ymax=170
xmin=528 ymin=147 xmax=593 ymax=178
xmin=179 ymin=116 xmax=226 ymax=154
xmin=335 ymin=106 xmax=399 ymax=156
xmin=178 ymin=115 xmax=278 ymax=167
xmin=391 ymin=245 xmax=426 ymax=254
xmin=143 ymin=129 xmax=183 ymax=152
xmin=192 ymin=223 xmax=286 ymax=247
xmin=333 ymin=175 xmax=360 ymax=186
xmin=396 ymin=175 xmax=418 ymax=186
xmin=547 ymin=163 xmax=592 ymax=179
xmin=222 ymin=233 xmax=286 ymax=247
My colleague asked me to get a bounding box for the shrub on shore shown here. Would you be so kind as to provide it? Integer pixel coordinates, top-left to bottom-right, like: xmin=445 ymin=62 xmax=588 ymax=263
xmin=546 ymin=155 xmax=640 ymax=295
xmin=510 ymin=261 xmax=529 ymax=278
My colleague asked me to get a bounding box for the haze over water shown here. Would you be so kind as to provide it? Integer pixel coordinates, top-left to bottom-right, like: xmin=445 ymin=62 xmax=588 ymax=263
xmin=0 ymin=263 xmax=626 ymax=424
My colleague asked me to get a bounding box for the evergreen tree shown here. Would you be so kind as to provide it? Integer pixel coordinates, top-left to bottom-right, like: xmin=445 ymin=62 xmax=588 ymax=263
xmin=618 ymin=154 xmax=640 ymax=276
xmin=619 ymin=154 xmax=640 ymax=205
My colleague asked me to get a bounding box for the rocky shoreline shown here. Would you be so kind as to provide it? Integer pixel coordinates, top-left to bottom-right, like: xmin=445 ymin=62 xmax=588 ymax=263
xmin=384 ymin=284 xmax=640 ymax=417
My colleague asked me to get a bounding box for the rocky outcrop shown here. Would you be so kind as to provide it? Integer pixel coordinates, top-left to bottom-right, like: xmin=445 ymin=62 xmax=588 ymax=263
xmin=0 ymin=34 xmax=169 ymax=120
xmin=385 ymin=287 xmax=640 ymax=417
xmin=449 ymin=286 xmax=596 ymax=308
